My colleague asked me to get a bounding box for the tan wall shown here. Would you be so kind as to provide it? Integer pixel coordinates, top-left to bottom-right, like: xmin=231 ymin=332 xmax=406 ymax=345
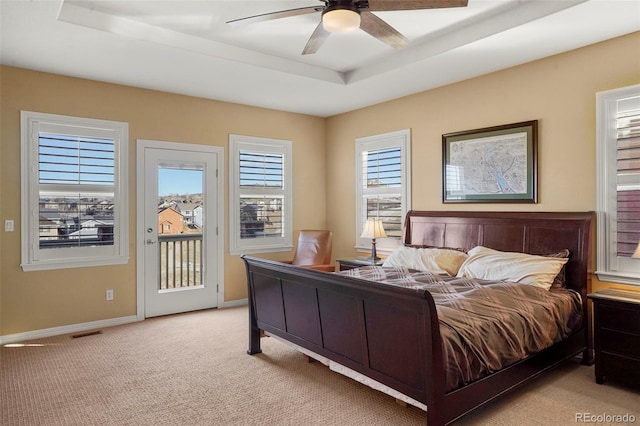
xmin=0 ymin=66 xmax=327 ymax=336
xmin=326 ymin=32 xmax=640 ymax=289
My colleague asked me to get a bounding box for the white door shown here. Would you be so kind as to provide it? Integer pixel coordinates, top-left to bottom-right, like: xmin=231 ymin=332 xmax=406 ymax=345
xmin=137 ymin=140 xmax=223 ymax=318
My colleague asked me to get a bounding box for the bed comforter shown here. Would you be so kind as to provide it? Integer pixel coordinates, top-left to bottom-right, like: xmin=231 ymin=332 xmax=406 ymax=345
xmin=337 ymin=266 xmax=583 ymax=391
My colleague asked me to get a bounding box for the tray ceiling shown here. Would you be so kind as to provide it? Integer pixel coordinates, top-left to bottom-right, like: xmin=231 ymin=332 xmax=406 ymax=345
xmin=1 ymin=0 xmax=639 ymax=116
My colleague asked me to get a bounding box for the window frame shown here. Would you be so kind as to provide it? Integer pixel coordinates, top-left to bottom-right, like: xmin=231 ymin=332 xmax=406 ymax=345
xmin=229 ymin=134 xmax=293 ymax=255
xmin=595 ymin=84 xmax=640 ymax=286
xmin=355 ymin=129 xmax=411 ymax=254
xmin=20 ymin=111 xmax=129 ymax=271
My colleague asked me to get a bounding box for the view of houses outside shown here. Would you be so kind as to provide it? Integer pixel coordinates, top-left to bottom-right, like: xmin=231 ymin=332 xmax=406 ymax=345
xmin=239 ymin=196 xmax=283 ymax=239
xmin=39 ymin=194 xmax=115 ymax=248
xmin=157 ymin=193 xmax=204 ymax=290
xmin=156 ymin=166 xmax=204 ymax=290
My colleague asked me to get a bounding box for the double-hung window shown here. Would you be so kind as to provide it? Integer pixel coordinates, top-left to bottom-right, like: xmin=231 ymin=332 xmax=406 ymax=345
xmin=21 ymin=111 xmax=129 ymax=271
xmin=355 ymin=129 xmax=411 ymax=253
xmin=596 ymin=85 xmax=640 ymax=285
xmin=229 ymin=134 xmax=292 ymax=255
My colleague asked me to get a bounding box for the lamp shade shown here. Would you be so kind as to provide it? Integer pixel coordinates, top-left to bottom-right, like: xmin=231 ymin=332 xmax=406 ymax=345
xmin=322 ymin=9 xmax=361 ymax=33
xmin=632 ymin=241 xmax=640 ymax=259
xmin=360 ymin=219 xmax=387 ymax=239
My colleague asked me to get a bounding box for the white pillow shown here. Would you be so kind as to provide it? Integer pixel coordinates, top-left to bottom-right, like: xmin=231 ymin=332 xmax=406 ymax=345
xmin=456 ymin=246 xmax=569 ymax=290
xmin=382 ymin=246 xmax=468 ymax=276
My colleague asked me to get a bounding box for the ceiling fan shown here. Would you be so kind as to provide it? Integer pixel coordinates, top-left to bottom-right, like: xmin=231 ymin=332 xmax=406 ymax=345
xmin=227 ymin=0 xmax=469 ymax=55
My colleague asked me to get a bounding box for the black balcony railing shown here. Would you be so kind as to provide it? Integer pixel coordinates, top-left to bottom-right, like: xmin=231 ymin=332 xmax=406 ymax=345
xmin=158 ymin=233 xmax=203 ymax=290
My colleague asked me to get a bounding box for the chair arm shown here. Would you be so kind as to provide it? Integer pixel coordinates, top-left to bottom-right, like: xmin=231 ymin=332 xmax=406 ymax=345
xmin=283 ymin=260 xmax=335 ymax=272
xmin=302 ymin=264 xmax=335 ymax=272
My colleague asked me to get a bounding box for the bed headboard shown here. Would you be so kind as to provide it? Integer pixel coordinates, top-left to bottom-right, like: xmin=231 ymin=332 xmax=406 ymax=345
xmin=402 ymin=211 xmax=595 ymax=295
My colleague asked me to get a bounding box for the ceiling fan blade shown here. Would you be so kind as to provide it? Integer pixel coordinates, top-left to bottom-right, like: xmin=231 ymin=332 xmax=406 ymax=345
xmin=227 ymin=7 xmax=320 ymax=27
xmin=302 ymin=21 xmax=330 ymax=55
xmin=359 ymin=11 xmax=408 ymax=49
xmin=367 ymin=0 xmax=468 ymax=11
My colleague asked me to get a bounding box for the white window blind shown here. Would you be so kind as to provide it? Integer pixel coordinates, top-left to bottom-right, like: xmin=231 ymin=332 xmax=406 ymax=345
xmin=363 ymin=146 xmax=404 ymax=238
xmin=596 ymin=85 xmax=640 ymax=285
xmin=615 ymin=102 xmax=640 ymax=257
xmin=238 ymin=150 xmax=284 ymax=239
xmin=21 ymin=111 xmax=129 ymax=271
xmin=356 ymin=129 xmax=411 ymax=253
xmin=229 ymin=135 xmax=292 ymax=255
xmin=38 ymin=132 xmax=116 ymax=249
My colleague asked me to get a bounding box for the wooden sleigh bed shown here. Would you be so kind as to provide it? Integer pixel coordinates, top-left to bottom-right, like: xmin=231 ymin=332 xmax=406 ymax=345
xmin=242 ymin=211 xmax=595 ymax=425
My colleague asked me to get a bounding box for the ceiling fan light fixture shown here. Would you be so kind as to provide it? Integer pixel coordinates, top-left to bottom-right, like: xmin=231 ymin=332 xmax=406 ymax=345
xmin=322 ymin=9 xmax=361 ymax=33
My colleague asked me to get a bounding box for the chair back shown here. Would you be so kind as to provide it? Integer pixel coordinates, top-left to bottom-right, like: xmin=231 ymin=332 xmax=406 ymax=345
xmin=291 ymin=230 xmax=332 ymax=266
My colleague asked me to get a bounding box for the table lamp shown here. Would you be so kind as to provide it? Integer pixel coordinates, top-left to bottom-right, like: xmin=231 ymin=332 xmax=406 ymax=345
xmin=360 ymin=218 xmax=387 ymax=261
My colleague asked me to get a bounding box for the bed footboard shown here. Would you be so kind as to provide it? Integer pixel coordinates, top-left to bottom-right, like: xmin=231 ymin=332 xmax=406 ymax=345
xmin=242 ymin=255 xmax=446 ymax=424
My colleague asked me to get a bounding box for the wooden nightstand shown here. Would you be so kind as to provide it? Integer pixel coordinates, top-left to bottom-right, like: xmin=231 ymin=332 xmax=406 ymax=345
xmin=337 ymin=257 xmax=384 ymax=271
xmin=588 ymin=288 xmax=640 ymax=388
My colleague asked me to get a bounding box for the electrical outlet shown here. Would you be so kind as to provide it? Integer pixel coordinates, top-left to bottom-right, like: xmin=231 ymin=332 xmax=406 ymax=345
xmin=106 ymin=289 xmax=114 ymax=301
xmin=4 ymin=220 xmax=14 ymax=232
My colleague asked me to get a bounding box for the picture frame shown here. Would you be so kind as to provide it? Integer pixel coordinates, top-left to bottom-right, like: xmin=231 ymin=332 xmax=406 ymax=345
xmin=442 ymin=120 xmax=538 ymax=203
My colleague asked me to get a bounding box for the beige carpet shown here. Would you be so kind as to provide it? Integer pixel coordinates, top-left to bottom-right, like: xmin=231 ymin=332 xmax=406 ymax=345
xmin=1 ymin=306 xmax=638 ymax=426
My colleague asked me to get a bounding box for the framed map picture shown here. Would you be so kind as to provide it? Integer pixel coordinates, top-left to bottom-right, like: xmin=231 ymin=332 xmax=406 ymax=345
xmin=442 ymin=120 xmax=538 ymax=203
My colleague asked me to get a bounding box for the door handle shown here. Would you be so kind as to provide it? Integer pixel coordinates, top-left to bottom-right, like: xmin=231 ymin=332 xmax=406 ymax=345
xmin=146 ymin=239 xmax=157 ymax=245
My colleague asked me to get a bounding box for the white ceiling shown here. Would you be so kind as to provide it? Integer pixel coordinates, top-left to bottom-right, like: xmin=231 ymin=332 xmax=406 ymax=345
xmin=1 ymin=0 xmax=639 ymax=117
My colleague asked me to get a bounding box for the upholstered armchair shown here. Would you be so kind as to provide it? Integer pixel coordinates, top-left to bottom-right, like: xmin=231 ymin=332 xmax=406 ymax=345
xmin=287 ymin=230 xmax=334 ymax=272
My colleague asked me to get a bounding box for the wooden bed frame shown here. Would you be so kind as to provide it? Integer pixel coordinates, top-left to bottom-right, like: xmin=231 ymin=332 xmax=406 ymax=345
xmin=242 ymin=211 xmax=595 ymax=425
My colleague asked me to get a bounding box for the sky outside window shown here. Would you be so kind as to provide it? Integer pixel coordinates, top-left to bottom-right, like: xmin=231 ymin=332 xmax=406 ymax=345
xmin=158 ymin=168 xmax=203 ymax=196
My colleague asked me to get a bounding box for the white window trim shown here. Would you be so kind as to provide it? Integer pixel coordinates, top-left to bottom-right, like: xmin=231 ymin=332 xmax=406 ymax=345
xmin=355 ymin=129 xmax=411 ymax=255
xmin=20 ymin=111 xmax=129 ymax=271
xmin=595 ymin=84 xmax=640 ymax=286
xmin=229 ymin=134 xmax=293 ymax=255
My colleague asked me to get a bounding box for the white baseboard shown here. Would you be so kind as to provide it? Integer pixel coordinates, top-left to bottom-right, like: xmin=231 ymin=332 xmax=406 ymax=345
xmin=1 ymin=301 xmax=248 ymax=345
xmin=221 ymin=298 xmax=248 ymax=308
xmin=0 ymin=315 xmax=140 ymax=345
